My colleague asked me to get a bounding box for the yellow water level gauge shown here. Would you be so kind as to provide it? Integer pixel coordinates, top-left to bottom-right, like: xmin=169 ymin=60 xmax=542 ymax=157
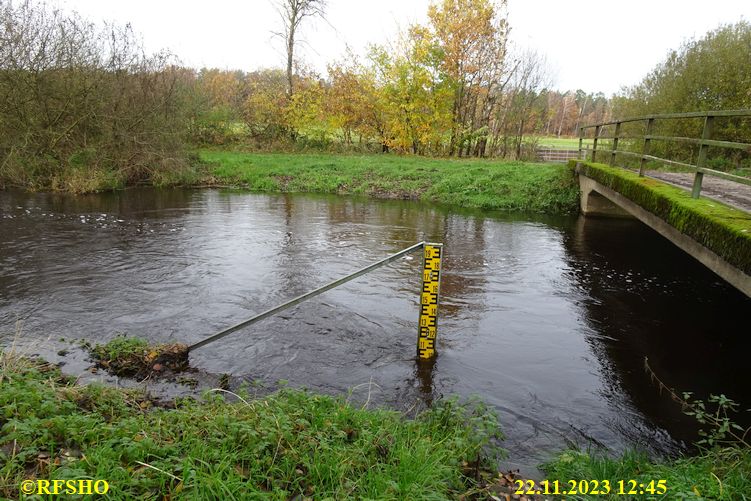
xmin=417 ymin=243 xmax=443 ymax=359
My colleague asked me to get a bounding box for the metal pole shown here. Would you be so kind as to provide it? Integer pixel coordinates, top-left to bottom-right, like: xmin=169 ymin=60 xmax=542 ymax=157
xmin=189 ymin=241 xmax=427 ymax=352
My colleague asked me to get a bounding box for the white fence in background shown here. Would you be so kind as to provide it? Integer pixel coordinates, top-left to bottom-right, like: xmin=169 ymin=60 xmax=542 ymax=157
xmin=536 ymin=148 xmax=580 ymax=163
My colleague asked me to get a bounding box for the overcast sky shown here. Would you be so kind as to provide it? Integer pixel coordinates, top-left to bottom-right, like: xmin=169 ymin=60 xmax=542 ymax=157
xmin=58 ymin=0 xmax=748 ymax=95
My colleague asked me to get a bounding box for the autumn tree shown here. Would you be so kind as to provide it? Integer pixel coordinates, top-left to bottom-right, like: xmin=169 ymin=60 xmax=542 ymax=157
xmin=370 ymin=26 xmax=452 ymax=154
xmin=242 ymin=69 xmax=289 ymax=139
xmin=198 ymin=69 xmax=243 ymax=114
xmin=286 ymin=76 xmax=329 ymax=144
xmin=190 ymin=69 xmax=245 ymax=144
xmin=326 ymin=59 xmax=387 ymax=147
xmin=428 ymin=0 xmax=510 ymax=156
xmin=540 ymin=91 xmax=579 ymax=138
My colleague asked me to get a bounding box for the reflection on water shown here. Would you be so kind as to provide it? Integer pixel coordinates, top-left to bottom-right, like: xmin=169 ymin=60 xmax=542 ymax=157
xmin=1 ymin=188 xmax=749 ymax=475
xmin=415 ymin=358 xmax=437 ymax=407
xmin=561 ymin=216 xmax=751 ymax=449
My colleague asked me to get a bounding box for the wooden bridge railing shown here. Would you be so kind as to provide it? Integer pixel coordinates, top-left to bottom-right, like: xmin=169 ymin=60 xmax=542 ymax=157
xmin=578 ymin=110 xmax=751 ymax=198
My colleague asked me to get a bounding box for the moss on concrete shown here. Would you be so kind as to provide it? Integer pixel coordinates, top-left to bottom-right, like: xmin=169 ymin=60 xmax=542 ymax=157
xmin=570 ymin=160 xmax=751 ymax=275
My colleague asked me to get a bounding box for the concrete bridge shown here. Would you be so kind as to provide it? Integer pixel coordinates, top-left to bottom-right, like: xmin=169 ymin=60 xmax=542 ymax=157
xmin=576 ymin=111 xmax=751 ymax=298
xmin=574 ymin=160 xmax=751 ymax=297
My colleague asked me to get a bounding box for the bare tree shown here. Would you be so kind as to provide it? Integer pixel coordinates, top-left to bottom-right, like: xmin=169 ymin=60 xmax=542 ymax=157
xmin=508 ymin=49 xmax=551 ymax=158
xmin=273 ymin=0 xmax=326 ymax=98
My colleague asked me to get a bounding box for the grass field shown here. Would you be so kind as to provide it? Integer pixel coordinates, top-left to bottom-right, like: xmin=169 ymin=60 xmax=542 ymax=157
xmin=530 ymin=136 xmax=581 ymax=149
xmin=199 ymin=151 xmax=581 ymax=214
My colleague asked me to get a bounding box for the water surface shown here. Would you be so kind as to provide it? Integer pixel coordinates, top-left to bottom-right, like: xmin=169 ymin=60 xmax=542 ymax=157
xmin=1 ymin=189 xmax=749 ymax=474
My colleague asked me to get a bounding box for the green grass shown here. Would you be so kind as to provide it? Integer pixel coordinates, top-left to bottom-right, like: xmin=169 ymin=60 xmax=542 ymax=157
xmin=541 ymin=447 xmax=751 ymax=500
xmin=199 ymin=151 xmax=581 ymax=213
xmin=730 ymin=167 xmax=751 ymax=179
xmin=0 ymin=353 xmax=504 ymax=499
xmin=573 ymin=160 xmax=751 ymax=275
xmin=91 ymin=335 xmax=149 ymax=363
xmin=531 ymin=136 xmax=582 ymax=149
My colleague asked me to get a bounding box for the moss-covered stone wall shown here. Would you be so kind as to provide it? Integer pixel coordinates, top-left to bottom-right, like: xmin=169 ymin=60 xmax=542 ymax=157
xmin=570 ymin=160 xmax=751 ymax=276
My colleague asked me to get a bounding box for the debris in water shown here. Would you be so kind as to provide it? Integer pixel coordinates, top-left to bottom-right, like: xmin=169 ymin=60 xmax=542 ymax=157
xmin=91 ymin=335 xmax=189 ymax=378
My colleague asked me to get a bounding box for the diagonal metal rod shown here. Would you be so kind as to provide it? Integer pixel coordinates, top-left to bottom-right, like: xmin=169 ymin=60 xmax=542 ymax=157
xmin=188 ymin=241 xmax=426 ymax=352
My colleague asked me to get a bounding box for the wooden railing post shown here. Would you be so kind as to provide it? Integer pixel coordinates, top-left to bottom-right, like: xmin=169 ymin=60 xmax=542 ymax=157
xmin=639 ymin=117 xmax=654 ymax=177
xmin=692 ymin=115 xmax=714 ymax=198
xmin=592 ymin=125 xmax=601 ymax=162
xmin=578 ymin=127 xmax=584 ymax=160
xmin=609 ymin=121 xmax=621 ymax=166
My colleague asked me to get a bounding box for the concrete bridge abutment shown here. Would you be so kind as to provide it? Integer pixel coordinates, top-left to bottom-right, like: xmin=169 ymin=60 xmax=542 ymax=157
xmin=579 ymin=176 xmax=634 ymax=218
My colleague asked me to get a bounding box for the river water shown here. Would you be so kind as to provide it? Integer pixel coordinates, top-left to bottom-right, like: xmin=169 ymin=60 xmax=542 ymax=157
xmin=1 ymin=188 xmax=749 ymax=474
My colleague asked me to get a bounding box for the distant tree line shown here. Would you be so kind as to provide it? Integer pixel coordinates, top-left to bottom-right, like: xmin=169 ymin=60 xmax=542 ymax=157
xmin=611 ymin=21 xmax=751 ymax=172
xmin=3 ymin=0 xmax=748 ymax=193
xmin=0 ymin=0 xmax=614 ymax=192
xmin=188 ymin=0 xmax=612 ymax=158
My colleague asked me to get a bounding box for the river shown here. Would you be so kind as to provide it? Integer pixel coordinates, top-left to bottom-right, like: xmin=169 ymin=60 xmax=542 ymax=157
xmin=1 ymin=188 xmax=749 ymax=475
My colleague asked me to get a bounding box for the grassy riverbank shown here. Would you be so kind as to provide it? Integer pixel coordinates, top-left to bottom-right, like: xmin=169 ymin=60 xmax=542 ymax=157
xmin=198 ymin=151 xmax=580 ymax=213
xmin=2 ymin=150 xmax=581 ymax=214
xmin=541 ymin=447 xmax=751 ymax=500
xmin=4 ymin=345 xmax=750 ymax=499
xmin=0 ymin=352 xmax=503 ymax=500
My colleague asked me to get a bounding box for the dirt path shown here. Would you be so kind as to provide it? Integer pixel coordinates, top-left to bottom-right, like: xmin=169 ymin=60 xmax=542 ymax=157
xmin=646 ymin=171 xmax=751 ymax=213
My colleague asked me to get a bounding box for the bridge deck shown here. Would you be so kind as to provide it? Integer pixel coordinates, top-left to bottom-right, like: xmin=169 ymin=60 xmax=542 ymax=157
xmin=646 ymin=171 xmax=751 ymax=213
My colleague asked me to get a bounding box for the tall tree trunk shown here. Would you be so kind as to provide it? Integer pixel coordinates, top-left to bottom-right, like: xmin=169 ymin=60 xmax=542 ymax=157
xmin=286 ymin=24 xmax=295 ymax=99
xmin=574 ymin=96 xmax=588 ymax=137
xmin=516 ymin=118 xmax=525 ymax=159
xmin=557 ymin=95 xmax=568 ymax=137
